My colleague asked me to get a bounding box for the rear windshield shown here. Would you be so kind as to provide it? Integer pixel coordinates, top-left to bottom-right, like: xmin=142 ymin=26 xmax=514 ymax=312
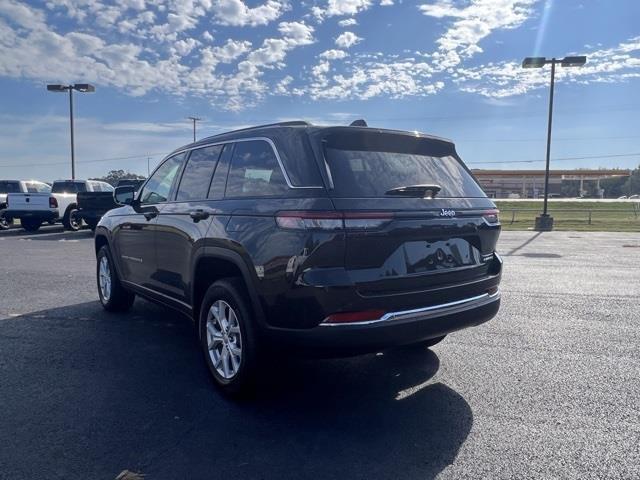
xmin=52 ymin=181 xmax=87 ymax=194
xmin=322 ymin=132 xmax=485 ymax=198
xmin=0 ymin=181 xmax=20 ymax=193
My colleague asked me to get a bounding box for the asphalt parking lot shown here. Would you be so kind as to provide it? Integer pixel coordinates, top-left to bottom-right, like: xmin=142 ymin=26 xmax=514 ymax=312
xmin=1 ymin=226 xmax=639 ymax=479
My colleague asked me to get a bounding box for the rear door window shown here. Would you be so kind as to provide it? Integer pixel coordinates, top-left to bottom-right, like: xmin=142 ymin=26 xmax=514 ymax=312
xmin=176 ymin=145 xmax=223 ymax=201
xmin=322 ymin=132 xmax=486 ymax=198
xmin=225 ymin=140 xmax=288 ymax=198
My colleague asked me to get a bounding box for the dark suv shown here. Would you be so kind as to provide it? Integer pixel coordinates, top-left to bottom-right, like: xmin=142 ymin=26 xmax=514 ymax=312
xmin=95 ymin=121 xmax=502 ymax=393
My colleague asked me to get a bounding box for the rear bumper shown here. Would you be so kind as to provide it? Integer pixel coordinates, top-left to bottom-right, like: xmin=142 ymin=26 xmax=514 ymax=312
xmin=265 ymin=290 xmax=501 ymax=355
xmin=76 ymin=210 xmax=106 ymax=222
xmin=4 ymin=209 xmax=58 ymax=221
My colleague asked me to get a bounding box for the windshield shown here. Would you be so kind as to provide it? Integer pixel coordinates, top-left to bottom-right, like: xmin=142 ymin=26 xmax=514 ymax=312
xmin=52 ymin=182 xmax=87 ymax=194
xmin=322 ymin=132 xmax=486 ymax=199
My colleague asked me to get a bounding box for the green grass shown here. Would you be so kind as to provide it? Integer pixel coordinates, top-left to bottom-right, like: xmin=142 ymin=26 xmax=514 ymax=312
xmin=495 ymin=201 xmax=640 ymax=232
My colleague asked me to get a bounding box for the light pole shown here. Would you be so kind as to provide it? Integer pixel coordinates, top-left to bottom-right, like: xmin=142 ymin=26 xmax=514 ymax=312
xmin=187 ymin=116 xmax=201 ymax=142
xmin=47 ymin=83 xmax=95 ymax=180
xmin=522 ymin=56 xmax=586 ymax=231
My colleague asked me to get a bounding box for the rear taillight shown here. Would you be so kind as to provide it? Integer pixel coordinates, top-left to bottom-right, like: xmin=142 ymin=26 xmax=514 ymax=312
xmin=49 ymin=197 xmax=58 ymax=208
xmin=483 ymin=209 xmax=500 ymax=225
xmin=322 ymin=309 xmax=386 ymax=324
xmin=276 ymin=211 xmax=393 ymax=231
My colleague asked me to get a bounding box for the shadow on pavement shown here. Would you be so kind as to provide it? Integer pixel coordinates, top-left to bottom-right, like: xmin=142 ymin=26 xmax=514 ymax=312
xmin=0 ymin=226 xmax=93 ymax=241
xmin=0 ymin=300 xmax=473 ymax=480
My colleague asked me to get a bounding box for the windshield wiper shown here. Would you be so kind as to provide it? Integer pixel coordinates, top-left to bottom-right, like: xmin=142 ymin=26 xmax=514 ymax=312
xmin=384 ymin=184 xmax=442 ymax=198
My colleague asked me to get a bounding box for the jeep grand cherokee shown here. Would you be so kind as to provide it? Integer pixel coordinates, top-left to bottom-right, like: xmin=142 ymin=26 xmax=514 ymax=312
xmin=94 ymin=121 xmax=502 ymax=394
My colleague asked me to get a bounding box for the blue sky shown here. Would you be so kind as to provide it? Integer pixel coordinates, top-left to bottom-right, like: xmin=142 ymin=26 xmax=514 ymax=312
xmin=0 ymin=0 xmax=639 ymax=180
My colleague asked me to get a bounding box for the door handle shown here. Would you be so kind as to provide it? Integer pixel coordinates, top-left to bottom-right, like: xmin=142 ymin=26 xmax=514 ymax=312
xmin=143 ymin=211 xmax=158 ymax=221
xmin=189 ymin=209 xmax=210 ymax=222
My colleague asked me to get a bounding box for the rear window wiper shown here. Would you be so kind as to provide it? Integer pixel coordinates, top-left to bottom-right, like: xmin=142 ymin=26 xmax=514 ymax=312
xmin=384 ymin=184 xmax=442 ymax=198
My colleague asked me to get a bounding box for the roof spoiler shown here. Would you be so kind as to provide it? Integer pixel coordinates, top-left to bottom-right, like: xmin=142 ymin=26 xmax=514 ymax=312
xmin=349 ymin=119 xmax=368 ymax=127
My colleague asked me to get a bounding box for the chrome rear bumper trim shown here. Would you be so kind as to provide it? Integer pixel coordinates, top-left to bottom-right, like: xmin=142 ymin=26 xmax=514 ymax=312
xmin=320 ymin=290 xmax=500 ymax=327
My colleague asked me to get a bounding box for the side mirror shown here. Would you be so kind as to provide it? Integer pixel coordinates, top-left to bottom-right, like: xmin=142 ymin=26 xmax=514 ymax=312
xmin=114 ymin=185 xmax=136 ymax=206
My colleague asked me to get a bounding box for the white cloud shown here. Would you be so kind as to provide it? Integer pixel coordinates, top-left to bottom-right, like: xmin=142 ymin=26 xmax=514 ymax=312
xmin=454 ymin=37 xmax=640 ymax=98
xmin=308 ymin=57 xmax=442 ymax=100
xmin=338 ymin=18 xmax=357 ymax=26
xmin=380 ymin=0 xmax=393 ymax=5
xmin=335 ymin=31 xmax=362 ymax=48
xmin=278 ymin=21 xmax=315 ymax=46
xmin=314 ymin=0 xmax=372 ymax=20
xmin=420 ymin=0 xmax=538 ymax=68
xmin=211 ymin=0 xmax=289 ymax=27
xmin=320 ymin=49 xmax=348 ymax=60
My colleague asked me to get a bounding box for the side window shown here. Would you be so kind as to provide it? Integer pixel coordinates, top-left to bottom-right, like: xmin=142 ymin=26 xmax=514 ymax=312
xmin=25 ymin=182 xmax=41 ymax=193
xmin=33 ymin=182 xmax=51 ymax=193
xmin=176 ymin=145 xmax=223 ymax=201
xmin=101 ymin=182 xmax=114 ymax=192
xmin=88 ymin=182 xmax=101 ymax=192
xmin=139 ymin=153 xmax=185 ymax=204
xmin=225 ymin=140 xmax=288 ymax=198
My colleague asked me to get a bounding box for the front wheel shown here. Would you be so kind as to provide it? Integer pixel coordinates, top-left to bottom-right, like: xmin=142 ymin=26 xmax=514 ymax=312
xmin=97 ymin=246 xmax=135 ymax=312
xmin=20 ymin=218 xmax=41 ymax=232
xmin=63 ymin=208 xmax=82 ymax=231
xmin=199 ymin=279 xmax=261 ymax=396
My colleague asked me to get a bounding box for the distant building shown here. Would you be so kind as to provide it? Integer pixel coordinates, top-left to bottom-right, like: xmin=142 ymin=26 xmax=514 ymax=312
xmin=471 ymin=169 xmax=631 ymax=199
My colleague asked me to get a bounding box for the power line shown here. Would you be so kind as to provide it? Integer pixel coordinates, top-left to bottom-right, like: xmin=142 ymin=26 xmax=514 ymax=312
xmin=0 ymin=152 xmax=168 ymax=169
xmin=467 ymin=152 xmax=640 ymax=165
xmin=458 ymin=135 xmax=640 ymax=143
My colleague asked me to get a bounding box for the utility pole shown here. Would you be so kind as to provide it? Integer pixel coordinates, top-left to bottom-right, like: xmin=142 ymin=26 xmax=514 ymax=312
xmin=187 ymin=116 xmax=201 ymax=143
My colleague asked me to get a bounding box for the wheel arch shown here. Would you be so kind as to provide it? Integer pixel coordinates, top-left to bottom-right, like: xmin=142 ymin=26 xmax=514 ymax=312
xmin=192 ymin=247 xmax=266 ymax=336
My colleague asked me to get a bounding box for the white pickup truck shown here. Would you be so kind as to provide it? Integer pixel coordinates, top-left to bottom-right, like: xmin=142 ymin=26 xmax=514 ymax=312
xmin=5 ymin=179 xmax=114 ymax=232
xmin=1 ymin=180 xmax=52 ymax=230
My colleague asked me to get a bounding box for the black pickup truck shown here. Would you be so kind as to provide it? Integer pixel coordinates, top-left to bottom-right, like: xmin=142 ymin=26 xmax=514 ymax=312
xmin=77 ymin=179 xmax=144 ymax=230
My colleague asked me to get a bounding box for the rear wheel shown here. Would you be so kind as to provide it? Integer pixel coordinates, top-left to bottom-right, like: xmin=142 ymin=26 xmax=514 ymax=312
xmin=0 ymin=211 xmax=9 ymax=230
xmin=421 ymin=335 xmax=446 ymax=348
xmin=86 ymin=219 xmax=98 ymax=231
xmin=97 ymin=245 xmax=135 ymax=312
xmin=199 ymin=279 xmax=261 ymax=396
xmin=63 ymin=207 xmax=82 ymax=231
xmin=20 ymin=218 xmax=41 ymax=232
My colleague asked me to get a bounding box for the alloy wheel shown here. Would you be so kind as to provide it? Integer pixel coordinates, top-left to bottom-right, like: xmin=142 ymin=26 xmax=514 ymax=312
xmin=99 ymin=256 xmax=112 ymax=302
xmin=206 ymin=300 xmax=243 ymax=379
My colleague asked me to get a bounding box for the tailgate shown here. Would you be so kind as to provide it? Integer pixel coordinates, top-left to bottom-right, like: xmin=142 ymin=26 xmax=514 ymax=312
xmin=77 ymin=192 xmax=115 ymax=211
xmin=335 ymin=199 xmax=500 ymax=295
xmin=6 ymin=193 xmax=51 ymax=211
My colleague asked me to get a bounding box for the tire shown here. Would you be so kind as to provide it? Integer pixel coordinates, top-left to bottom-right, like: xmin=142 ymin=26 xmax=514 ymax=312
xmin=0 ymin=211 xmax=9 ymax=230
xmin=97 ymin=245 xmax=135 ymax=312
xmin=422 ymin=335 xmax=446 ymax=348
xmin=199 ymin=278 xmax=261 ymax=396
xmin=20 ymin=218 xmax=41 ymax=232
xmin=63 ymin=207 xmax=82 ymax=231
xmin=86 ymin=219 xmax=98 ymax=231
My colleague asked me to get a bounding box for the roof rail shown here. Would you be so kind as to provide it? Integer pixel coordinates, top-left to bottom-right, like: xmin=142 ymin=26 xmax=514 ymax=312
xmin=209 ymin=120 xmax=312 ymax=138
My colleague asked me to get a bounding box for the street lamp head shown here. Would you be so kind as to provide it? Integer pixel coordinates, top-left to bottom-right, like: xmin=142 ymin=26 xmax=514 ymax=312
xmin=560 ymin=56 xmax=587 ymax=67
xmin=47 ymin=84 xmax=69 ymax=92
xmin=522 ymin=57 xmax=547 ymax=68
xmin=73 ymin=83 xmax=95 ymax=92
